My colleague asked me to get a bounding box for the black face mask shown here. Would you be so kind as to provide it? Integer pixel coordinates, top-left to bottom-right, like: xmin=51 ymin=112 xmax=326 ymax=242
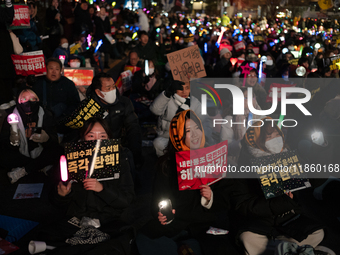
xmin=18 ymin=101 xmax=39 ymax=115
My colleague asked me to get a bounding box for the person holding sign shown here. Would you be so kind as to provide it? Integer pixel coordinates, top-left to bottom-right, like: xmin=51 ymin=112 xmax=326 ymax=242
xmin=150 ymin=80 xmax=203 ymax=157
xmin=137 ymin=110 xmax=239 ymax=255
xmin=0 ymin=88 xmax=62 ymax=184
xmin=233 ymin=118 xmax=326 ymax=255
xmin=39 ymin=117 xmax=135 ymax=254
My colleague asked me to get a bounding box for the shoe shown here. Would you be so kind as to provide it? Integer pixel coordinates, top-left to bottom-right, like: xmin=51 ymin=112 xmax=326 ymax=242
xmin=7 ymin=167 xmax=28 ymax=184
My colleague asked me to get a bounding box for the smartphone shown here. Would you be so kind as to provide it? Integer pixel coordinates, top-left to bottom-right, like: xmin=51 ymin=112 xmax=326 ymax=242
xmin=158 ymin=199 xmax=174 ymax=224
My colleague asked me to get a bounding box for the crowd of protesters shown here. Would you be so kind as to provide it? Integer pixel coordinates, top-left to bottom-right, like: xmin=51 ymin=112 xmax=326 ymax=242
xmin=1 ymin=0 xmax=340 ymax=253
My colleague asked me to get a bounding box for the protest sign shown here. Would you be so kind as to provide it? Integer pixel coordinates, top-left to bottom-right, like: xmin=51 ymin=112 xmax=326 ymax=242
xmin=64 ymin=68 xmax=94 ymax=86
xmin=64 ymin=139 xmax=121 ymax=182
xmin=266 ymin=83 xmax=296 ymax=103
xmin=8 ymin=5 xmax=30 ymax=30
xmin=167 ymin=45 xmax=206 ymax=82
xmin=234 ymin=41 xmax=246 ymax=52
xmin=288 ymin=58 xmax=299 ymax=66
xmin=11 ymin=53 xmax=46 ymax=76
xmin=254 ymin=35 xmax=265 ymax=42
xmin=176 ymin=140 xmax=228 ymax=191
xmin=115 ymin=65 xmax=141 ymax=94
xmin=61 ymin=98 xmax=105 ymax=129
xmin=250 ymin=150 xmax=311 ymax=199
xmin=329 ymin=54 xmax=340 ymax=71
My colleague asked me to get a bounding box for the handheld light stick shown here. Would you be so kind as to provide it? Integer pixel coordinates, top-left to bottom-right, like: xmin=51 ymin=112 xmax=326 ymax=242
xmin=217 ymin=26 xmax=225 ymax=46
xmin=278 ymin=114 xmax=285 ymax=129
xmin=60 ymin=155 xmax=68 ymax=182
xmin=158 ymin=199 xmax=174 ymax=224
xmin=95 ymin=40 xmax=103 ymax=53
xmin=59 ymin=55 xmax=65 ymax=66
xmin=296 ymin=66 xmax=306 ymax=77
xmin=259 ymin=56 xmax=267 ymax=83
xmin=145 ymin=60 xmax=149 ymax=76
xmin=7 ymin=113 xmax=19 ymax=133
xmin=315 ymin=43 xmax=321 ymax=49
xmin=87 ymin=139 xmax=101 ymax=179
xmin=311 ymin=131 xmax=326 ymax=146
xmin=230 ymin=58 xmax=238 ymax=67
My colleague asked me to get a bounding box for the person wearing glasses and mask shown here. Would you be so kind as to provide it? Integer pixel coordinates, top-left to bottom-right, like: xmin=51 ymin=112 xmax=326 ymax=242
xmin=86 ymin=73 xmax=143 ymax=168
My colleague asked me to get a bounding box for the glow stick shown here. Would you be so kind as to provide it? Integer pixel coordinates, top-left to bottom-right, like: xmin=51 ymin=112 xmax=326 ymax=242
xmin=217 ymin=26 xmax=225 ymax=45
xmin=60 ymin=155 xmax=68 ymax=182
xmin=278 ymin=114 xmax=285 ymax=129
xmin=7 ymin=113 xmax=19 ymax=133
xmin=145 ymin=60 xmax=149 ymax=75
xmin=88 ymin=139 xmax=101 ymax=178
xmin=95 ymin=39 xmax=103 ymax=53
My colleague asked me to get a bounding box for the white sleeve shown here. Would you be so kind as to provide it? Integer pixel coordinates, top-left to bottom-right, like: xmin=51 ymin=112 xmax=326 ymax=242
xmin=201 ymin=191 xmax=213 ymax=209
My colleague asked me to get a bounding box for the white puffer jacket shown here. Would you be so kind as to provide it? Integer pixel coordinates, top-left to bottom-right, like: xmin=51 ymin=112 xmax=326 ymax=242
xmin=150 ymin=91 xmax=204 ymax=138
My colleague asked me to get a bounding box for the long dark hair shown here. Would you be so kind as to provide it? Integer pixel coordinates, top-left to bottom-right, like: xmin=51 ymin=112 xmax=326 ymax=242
xmin=157 ymin=111 xmax=203 ymax=176
xmin=256 ymin=121 xmax=287 ymax=153
xmin=79 ymin=117 xmax=113 ymax=140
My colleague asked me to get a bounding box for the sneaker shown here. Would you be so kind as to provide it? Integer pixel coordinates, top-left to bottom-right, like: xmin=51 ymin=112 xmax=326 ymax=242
xmin=7 ymin=167 xmax=28 ymax=184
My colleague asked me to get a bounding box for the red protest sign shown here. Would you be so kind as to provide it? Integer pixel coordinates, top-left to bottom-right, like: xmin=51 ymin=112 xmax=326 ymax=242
xmin=234 ymin=41 xmax=245 ymax=52
xmin=64 ymin=68 xmax=94 ymax=86
xmin=176 ymin=140 xmax=228 ymax=191
xmin=11 ymin=54 xmax=46 ymax=76
xmin=9 ymin=5 xmax=30 ymax=29
xmin=266 ymin=83 xmax=296 ymax=103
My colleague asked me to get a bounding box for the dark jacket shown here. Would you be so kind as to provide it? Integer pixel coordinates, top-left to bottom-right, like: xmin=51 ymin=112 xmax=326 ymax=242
xmin=234 ymin=139 xmax=323 ymax=241
xmin=53 ymin=147 xmax=134 ymax=224
xmin=74 ymin=5 xmax=93 ymax=35
xmin=86 ymin=88 xmax=142 ymax=164
xmin=45 ymin=7 xmax=61 ymax=35
xmin=131 ymin=70 xmax=163 ymax=100
xmin=33 ymin=76 xmax=81 ymax=120
xmin=135 ymin=41 xmax=159 ymax=61
xmin=0 ymin=4 xmax=15 ymax=79
xmin=214 ymin=58 xmax=230 ymax=77
xmin=94 ymin=16 xmax=110 ymax=41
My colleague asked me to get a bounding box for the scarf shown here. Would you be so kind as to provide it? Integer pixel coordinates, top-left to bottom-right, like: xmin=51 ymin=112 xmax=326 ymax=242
xmin=244 ymin=117 xmax=284 ymax=152
xmin=173 ymin=93 xmax=190 ymax=114
xmin=169 ymin=110 xmax=205 ymax=152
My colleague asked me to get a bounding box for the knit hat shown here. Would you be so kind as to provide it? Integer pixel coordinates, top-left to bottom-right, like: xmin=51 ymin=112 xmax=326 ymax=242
xmin=220 ymin=48 xmax=231 ymax=58
xmin=245 ymin=117 xmax=284 ymax=151
xmin=169 ymin=110 xmax=205 ymax=151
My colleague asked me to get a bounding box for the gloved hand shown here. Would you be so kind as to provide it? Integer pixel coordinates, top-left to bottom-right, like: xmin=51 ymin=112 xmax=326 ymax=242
xmin=10 ymin=127 xmax=20 ymax=146
xmin=31 ymin=130 xmax=49 ymax=143
xmin=164 ymin=80 xmax=185 ymax=98
xmin=5 ymin=0 xmax=12 ymax=8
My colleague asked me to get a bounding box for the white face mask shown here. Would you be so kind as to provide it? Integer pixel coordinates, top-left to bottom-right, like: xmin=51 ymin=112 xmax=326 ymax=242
xmin=266 ymin=59 xmax=273 ymax=66
xmin=265 ymin=137 xmax=283 ymax=154
xmin=99 ymin=89 xmax=116 ymax=104
xmin=238 ymin=57 xmax=245 ymax=61
xmin=149 ymin=68 xmax=154 ymax=75
xmin=61 ymin=43 xmax=69 ymax=49
xmin=70 ymin=61 xmax=81 ymax=68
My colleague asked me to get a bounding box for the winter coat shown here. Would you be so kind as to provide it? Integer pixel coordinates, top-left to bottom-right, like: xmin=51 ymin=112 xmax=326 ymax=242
xmin=135 ymin=40 xmax=159 ymax=61
xmin=150 ymin=91 xmax=203 ymax=138
xmin=234 ymin=139 xmax=323 ymax=241
xmin=33 ymin=76 xmax=81 ymax=120
xmin=86 ymin=88 xmax=142 ymax=163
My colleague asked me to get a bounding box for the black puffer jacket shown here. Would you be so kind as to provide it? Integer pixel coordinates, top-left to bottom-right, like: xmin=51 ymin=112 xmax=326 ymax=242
xmin=233 ymin=139 xmax=323 ymax=242
xmin=86 ymin=87 xmax=142 ymax=164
